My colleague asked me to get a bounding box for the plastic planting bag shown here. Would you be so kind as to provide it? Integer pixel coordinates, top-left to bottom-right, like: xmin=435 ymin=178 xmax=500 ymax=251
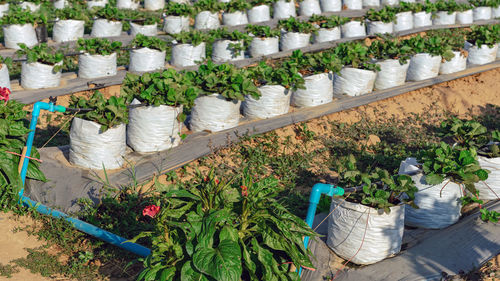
xmin=280 ymin=31 xmax=311 ymax=51
xmin=171 ymin=43 xmax=206 ymax=67
xmin=273 ymin=0 xmax=297 ymax=19
xmin=413 ymin=12 xmax=432 ymax=28
xmin=163 ymin=16 xmax=190 ymax=34
xmin=3 ymin=24 xmax=38 ymax=49
xmin=69 ymin=118 xmax=126 ymax=170
xmin=363 ymin=0 xmax=380 ymax=7
xmin=292 ymin=72 xmax=333 ymax=107
xmin=117 ymin=0 xmax=140 ymax=9
xmin=314 ymin=27 xmax=341 ymax=43
xmin=493 ymin=6 xmax=500 ymax=18
xmin=399 ymin=158 xmax=463 ymax=229
xmin=0 ymin=64 xmax=11 ymax=90
xmin=320 ymin=0 xmax=341 ymax=12
xmin=242 ymin=85 xmax=290 ymax=119
xmin=130 ymin=23 xmax=157 ymax=36
xmin=367 ymin=21 xmax=393 ymax=35
xmin=374 ymin=59 xmax=409 ymax=90
xmin=466 ymin=42 xmax=498 ymax=65
xmin=222 ymin=11 xmax=248 ymax=26
xmin=473 ymin=7 xmax=492 ymax=21
xmin=475 ymin=156 xmax=500 ymax=200
xmin=21 ymin=62 xmax=62 ymax=89
xmin=20 ymin=2 xmax=40 ymax=11
xmin=333 ymin=67 xmax=376 ymax=96
xmin=343 ymin=0 xmax=362 ymax=10
xmin=247 ymin=5 xmax=271 ymax=23
xmin=144 ymin=0 xmax=164 ymax=10
xmin=327 ymin=198 xmax=405 ymax=265
xmin=91 ymin=19 xmax=122 ymax=37
xmin=212 ymin=40 xmax=245 ymax=62
xmin=456 ymin=10 xmax=473 ymax=24
xmin=78 ymin=53 xmax=117 ymax=79
xmin=129 ymin=48 xmax=166 ymax=72
xmin=497 ymin=43 xmax=500 ymax=58
xmin=406 ymin=53 xmax=441 ymax=81
xmin=433 ymin=11 xmax=456 ymax=25
xmin=127 ymin=99 xmax=183 ymax=153
xmin=341 ymin=21 xmax=366 ymax=38
xmin=0 ymin=3 xmax=9 ymax=17
xmin=394 ymin=11 xmax=413 ymax=32
xmin=54 ymin=0 xmax=66 ymax=9
xmin=439 ymin=51 xmax=466 ymax=74
xmin=53 ymin=20 xmax=85 ymax=43
xmin=190 ymin=94 xmax=241 ymax=132
xmin=249 ymin=37 xmax=279 ymax=57
xmin=195 ymin=11 xmax=220 ymax=30
xmin=299 ymin=0 xmax=322 ymax=16
xmin=381 ymin=0 xmax=398 ymax=5
xmin=87 ymin=0 xmax=108 ymax=9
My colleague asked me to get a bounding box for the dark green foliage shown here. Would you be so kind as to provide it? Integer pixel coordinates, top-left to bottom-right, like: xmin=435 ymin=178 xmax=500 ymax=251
xmin=278 ymin=17 xmax=317 ymax=33
xmin=77 ymin=38 xmax=122 ymax=55
xmin=129 ymin=34 xmax=168 ymax=51
xmin=16 ymin=43 xmax=64 ymax=72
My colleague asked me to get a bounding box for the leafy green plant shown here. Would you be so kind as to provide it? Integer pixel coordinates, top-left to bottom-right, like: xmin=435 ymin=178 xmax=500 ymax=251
xmin=222 ymin=0 xmax=251 ymax=12
xmin=69 ymin=91 xmax=129 ymax=131
xmin=130 ymin=169 xmax=316 ymax=281
xmin=480 ymin=208 xmax=500 ymax=223
xmin=405 ymin=1 xmax=437 ymax=13
xmin=434 ymin=0 xmax=459 ymax=13
xmin=278 ymin=17 xmax=317 ymax=33
xmin=309 ymin=15 xmax=348 ymax=29
xmin=466 ymin=24 xmax=500 ymax=48
xmin=0 ymin=5 xmax=45 ymax=25
xmin=247 ymin=60 xmax=304 ymax=90
xmin=455 ymin=2 xmax=473 ymax=11
xmin=129 ymin=34 xmax=168 ymax=52
xmin=426 ymin=29 xmax=467 ymax=52
xmin=193 ymin=0 xmax=223 ymax=12
xmin=333 ymin=42 xmax=379 ymax=71
xmin=123 ymin=10 xmax=161 ymax=26
xmin=469 ymin=0 xmax=499 ymax=8
xmin=91 ymin=4 xmax=126 ymax=21
xmin=164 ymin=2 xmax=194 ymax=16
xmin=249 ymin=0 xmax=275 ymax=5
xmin=16 ymin=43 xmax=64 ymax=72
xmin=281 ymin=49 xmax=342 ymax=76
xmin=173 ymin=30 xmax=209 ymax=46
xmin=246 ymin=24 xmax=280 ymax=38
xmin=368 ymin=37 xmax=412 ymax=64
xmin=53 ymin=5 xmax=90 ymax=21
xmin=77 ymin=38 xmax=122 ymax=55
xmin=208 ymin=28 xmax=251 ymax=55
xmin=365 ymin=7 xmax=396 ymax=23
xmin=405 ymin=35 xmax=455 ymax=61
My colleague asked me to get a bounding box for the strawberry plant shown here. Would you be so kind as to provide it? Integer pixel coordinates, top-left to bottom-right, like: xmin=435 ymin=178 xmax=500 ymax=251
xmin=53 ymin=5 xmax=90 ymax=21
xmin=365 ymin=7 xmax=396 ymax=23
xmin=249 ymin=0 xmax=275 ymax=5
xmin=427 ymin=29 xmax=467 ymax=52
xmin=0 ymin=5 xmax=45 ymax=25
xmin=469 ymin=0 xmax=499 ymax=8
xmin=278 ymin=17 xmax=317 ymax=33
xmin=91 ymin=4 xmax=126 ymax=21
xmin=209 ymin=28 xmax=251 ymax=54
xmin=333 ymin=42 xmax=379 ymax=71
xmin=246 ymin=24 xmax=280 ymax=38
xmin=129 ymin=34 xmax=169 ymax=52
xmin=466 ymin=24 xmax=500 ymax=48
xmin=455 ymin=2 xmax=473 ymax=11
xmin=69 ymin=91 xmax=129 ymax=131
xmin=281 ymin=49 xmax=342 ymax=76
xmin=193 ymin=0 xmax=223 ymax=12
xmin=77 ymin=38 xmax=122 ymax=55
xmin=405 ymin=1 xmax=437 ymax=13
xmin=173 ymin=30 xmax=210 ymax=46
xmin=123 ymin=10 xmax=161 ymax=25
xmin=222 ymin=0 xmax=251 ymax=12
xmin=16 ymin=43 xmax=64 ymax=72
xmin=395 ymin=2 xmax=415 ymax=12
xmin=247 ymin=61 xmax=304 ymax=90
xmin=405 ymin=35 xmax=455 ymax=60
xmin=309 ymin=15 xmax=348 ymax=29
xmin=163 ymin=2 xmax=194 ymax=16
xmin=368 ymin=37 xmax=413 ymax=64
xmin=434 ymin=0 xmax=459 ymax=13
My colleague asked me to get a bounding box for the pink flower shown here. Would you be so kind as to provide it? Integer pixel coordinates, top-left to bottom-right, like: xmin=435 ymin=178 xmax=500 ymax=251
xmin=0 ymin=87 xmax=10 ymax=104
xmin=142 ymin=205 xmax=160 ymax=218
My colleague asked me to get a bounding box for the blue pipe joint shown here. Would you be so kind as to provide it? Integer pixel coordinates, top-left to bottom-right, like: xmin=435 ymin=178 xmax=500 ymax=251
xmin=309 ymin=183 xmax=344 ymax=205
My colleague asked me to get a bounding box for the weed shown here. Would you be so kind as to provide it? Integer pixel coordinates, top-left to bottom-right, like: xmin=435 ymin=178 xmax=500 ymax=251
xmin=0 ymin=263 xmax=19 ymax=278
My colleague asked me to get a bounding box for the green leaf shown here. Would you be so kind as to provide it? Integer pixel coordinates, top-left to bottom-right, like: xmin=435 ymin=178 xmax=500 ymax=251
xmin=193 ymin=239 xmax=242 ymax=281
xmin=181 ymin=261 xmax=209 ymax=281
xmin=425 ymin=173 xmax=445 ymax=185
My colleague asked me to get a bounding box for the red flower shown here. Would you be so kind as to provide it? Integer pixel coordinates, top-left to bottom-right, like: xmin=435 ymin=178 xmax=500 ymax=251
xmin=215 ymin=179 xmax=220 ymax=184
xmin=240 ymin=185 xmax=248 ymax=197
xmin=0 ymin=87 xmax=10 ymax=104
xmin=142 ymin=205 xmax=160 ymax=218
xmin=204 ymin=176 xmax=209 ymax=182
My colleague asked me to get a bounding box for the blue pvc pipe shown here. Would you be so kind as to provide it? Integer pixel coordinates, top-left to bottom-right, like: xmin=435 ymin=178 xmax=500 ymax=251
xmin=18 ymin=101 xmax=151 ymax=258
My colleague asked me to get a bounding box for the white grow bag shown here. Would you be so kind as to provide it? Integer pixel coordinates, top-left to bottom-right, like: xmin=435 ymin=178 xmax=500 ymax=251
xmin=127 ymin=100 xmax=183 ymax=153
xmin=475 ymin=156 xmax=500 ymax=200
xmin=117 ymin=0 xmax=140 ymax=9
xmin=493 ymin=6 xmax=500 ymax=18
xmin=54 ymin=0 xmax=66 ymax=9
xmin=91 ymin=19 xmax=122 ymax=37
xmin=78 ymin=53 xmax=117 ymax=79
xmin=21 ymin=62 xmax=62 ymax=89
xmin=366 ymin=21 xmax=393 ymax=35
xmin=497 ymin=43 xmax=500 ymax=58
xmin=363 ymin=0 xmax=380 ymax=8
xmin=53 ymin=20 xmax=85 ymax=43
xmin=413 ymin=11 xmax=432 ymax=28
xmin=247 ymin=5 xmax=271 ymax=23
xmin=129 ymin=48 xmax=166 ymax=72
xmin=439 ymin=51 xmax=467 ymax=75
xmin=195 ymin=11 xmax=220 ymax=30
xmin=0 ymin=3 xmax=9 ymax=17
xmin=292 ymin=72 xmax=333 ymax=107
xmin=273 ymin=0 xmax=297 ymax=19
xmin=406 ymin=53 xmax=441 ymax=81
xmin=20 ymin=2 xmax=40 ymax=11
xmin=87 ymin=0 xmax=107 ymax=9
xmin=299 ymin=0 xmax=322 ymax=16
xmin=280 ymin=31 xmax=311 ymax=51
xmin=242 ymin=85 xmax=290 ymax=119
xmin=163 ymin=16 xmax=190 ymax=34
xmin=3 ymin=24 xmax=38 ymax=50
xmin=433 ymin=11 xmax=456 ymax=25
xmin=333 ymin=67 xmax=376 ymax=96
xmin=327 ymin=198 xmax=405 ymax=265
xmin=249 ymin=37 xmax=279 ymax=57
xmin=222 ymin=11 xmax=248 ymax=26
xmin=190 ymin=94 xmax=241 ymax=132
xmin=130 ymin=22 xmax=158 ymax=36
xmin=320 ymin=0 xmax=341 ymax=12
xmin=473 ymin=7 xmax=492 ymax=21
xmin=399 ymin=158 xmax=463 ymax=229
xmin=394 ymin=11 xmax=413 ymax=32
xmin=341 ymin=21 xmax=366 ymax=38
xmin=212 ymin=40 xmax=245 ymax=62
xmin=69 ymin=118 xmax=126 ymax=170
xmin=314 ymin=27 xmax=341 ymax=43
xmin=144 ymin=0 xmax=164 ymax=10
xmin=466 ymin=43 xmax=498 ymax=65
xmin=374 ymin=59 xmax=409 ymax=90
xmin=456 ymin=10 xmax=473 ymax=24
xmin=0 ymin=64 xmax=10 ymax=90
xmin=171 ymin=43 xmax=206 ymax=67
xmin=381 ymin=0 xmax=398 ymax=5
xmin=343 ymin=0 xmax=362 ymax=10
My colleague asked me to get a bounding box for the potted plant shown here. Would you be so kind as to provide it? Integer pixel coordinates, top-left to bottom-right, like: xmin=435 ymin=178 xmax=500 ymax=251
xmin=456 ymin=3 xmax=474 ymax=24
xmin=320 ymin=0 xmax=341 ymax=12
xmin=364 ymin=7 xmax=395 ymax=35
xmin=341 ymin=17 xmax=366 ymax=38
xmin=286 ymin=49 xmax=341 ymax=107
xmin=278 ymin=17 xmax=316 ymax=51
xmin=426 ymin=29 xmax=467 ymax=74
xmin=246 ymin=25 xmax=280 ymax=57
xmin=333 ymin=42 xmax=378 ymax=96
xmin=469 ymin=0 xmax=493 ymax=21
xmin=392 ymin=3 xmax=414 ymax=32
xmin=247 ymin=0 xmax=272 ymax=23
xmin=405 ymin=35 xmax=454 ymax=81
xmin=52 ymin=5 xmax=88 ymax=43
xmin=193 ymin=0 xmax=222 ymax=30
xmin=298 ymin=0 xmax=322 ymax=16
xmin=410 ymin=1 xmax=436 ymax=28
xmin=17 ymin=43 xmax=64 ymax=89
xmin=144 ymin=0 xmax=164 ymax=11
xmin=77 ymin=38 xmax=122 ymax=79
xmin=433 ymin=0 xmax=458 ymax=25
xmin=68 ymin=91 xmax=128 ymax=170
xmin=90 ymin=5 xmax=125 ymax=37
xmin=171 ymin=31 xmax=208 ymax=67
xmin=465 ymin=24 xmax=499 ymax=66
xmin=209 ymin=28 xmax=250 ymax=62
xmin=190 ymin=62 xmax=259 ymax=132
xmin=310 ymin=15 xmax=347 ymax=43
xmin=368 ymin=37 xmax=412 ymax=90
xmin=343 ymin=0 xmax=363 ymax=10
xmin=273 ymin=0 xmax=297 ymax=19
xmin=0 ymin=56 xmax=13 ymax=90
xmin=163 ymin=3 xmax=193 ymax=34
xmin=400 ymin=142 xmax=488 ymax=229
xmin=128 ymin=34 xmax=168 ymax=72
xmin=121 ymin=70 xmax=199 ymax=152
xmin=327 ymin=155 xmax=418 ymax=265
xmin=126 ymin=10 xmax=160 ymax=36
xmin=0 ymin=6 xmax=40 ymax=49
xmin=222 ymin=0 xmax=250 ymax=26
